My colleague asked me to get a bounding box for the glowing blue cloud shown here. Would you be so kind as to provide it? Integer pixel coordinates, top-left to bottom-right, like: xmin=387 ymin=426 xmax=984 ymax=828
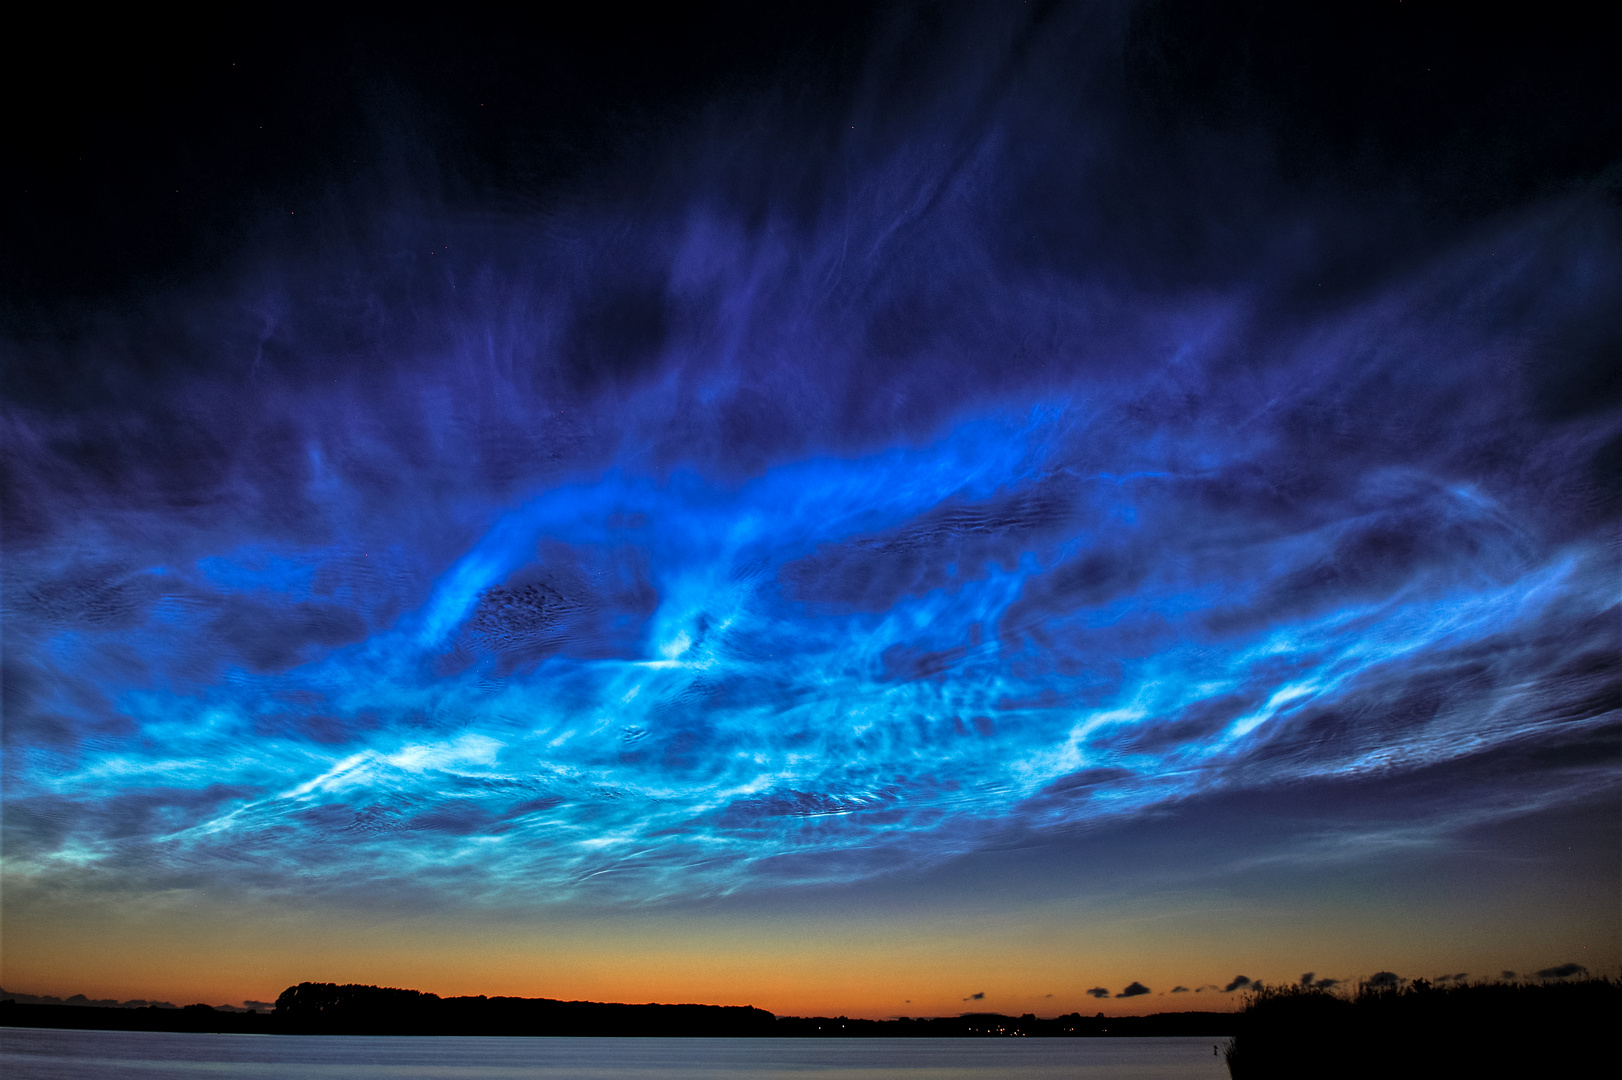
xmin=3 ymin=9 xmax=1617 ymax=911
xmin=6 ymin=371 xmax=1615 ymax=904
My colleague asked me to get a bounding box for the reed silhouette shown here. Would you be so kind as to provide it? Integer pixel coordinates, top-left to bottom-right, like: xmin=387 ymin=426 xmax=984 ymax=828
xmin=1223 ymin=976 xmax=1616 ymax=1078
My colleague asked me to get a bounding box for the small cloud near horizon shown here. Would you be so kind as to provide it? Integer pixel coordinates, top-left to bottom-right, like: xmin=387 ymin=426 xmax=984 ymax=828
xmin=1085 ymin=987 xmax=1110 ymax=999
xmin=1300 ymin=972 xmax=1315 ymax=986
xmin=1366 ymin=972 xmax=1402 ymax=989
xmin=1501 ymin=971 xmax=1517 ymax=980
xmin=1536 ymin=963 xmax=1587 ymax=979
xmin=1223 ymin=976 xmax=1251 ymax=993
xmin=1170 ymin=986 xmax=1190 ymax=993
xmin=961 ymin=992 xmax=985 ymax=1001
xmin=1116 ymin=982 xmax=1150 ymax=998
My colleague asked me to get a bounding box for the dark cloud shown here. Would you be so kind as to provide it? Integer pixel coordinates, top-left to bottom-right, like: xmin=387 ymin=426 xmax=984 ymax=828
xmin=1536 ymin=963 xmax=1587 ymax=979
xmin=1116 ymin=982 xmax=1151 ymax=998
xmin=1300 ymin=972 xmax=1315 ymax=986
xmin=1170 ymin=986 xmax=1190 ymax=993
xmin=1312 ymin=978 xmax=1341 ymax=990
xmin=963 ymin=991 xmax=985 ymax=1001
xmin=209 ymin=597 xmax=369 ymax=673
xmin=1086 ymin=987 xmax=1111 ymax=999
xmin=406 ymin=804 xmax=509 ymax=837
xmin=459 ymin=548 xmax=660 ymax=670
xmin=1366 ymin=972 xmax=1402 ymax=989
xmin=783 ymin=486 xmax=1080 ymax=616
xmin=1223 ymin=976 xmax=1252 ymax=993
xmin=8 ymin=784 xmax=257 ymax=852
xmin=1502 ymin=971 xmax=1518 ymax=980
xmin=25 ymin=565 xmax=162 ymax=629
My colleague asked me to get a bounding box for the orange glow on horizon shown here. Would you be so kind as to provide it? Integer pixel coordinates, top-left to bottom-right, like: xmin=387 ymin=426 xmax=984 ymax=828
xmin=5 ymin=880 xmax=1616 ymax=1021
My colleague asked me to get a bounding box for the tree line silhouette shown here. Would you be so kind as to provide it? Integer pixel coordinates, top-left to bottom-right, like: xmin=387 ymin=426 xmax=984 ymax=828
xmin=1 ymin=982 xmax=1239 ymax=1037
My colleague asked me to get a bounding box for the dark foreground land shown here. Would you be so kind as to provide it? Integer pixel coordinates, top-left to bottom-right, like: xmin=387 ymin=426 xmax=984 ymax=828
xmin=1226 ymin=978 xmax=1617 ymax=1079
xmin=1 ymin=982 xmax=1233 ymax=1037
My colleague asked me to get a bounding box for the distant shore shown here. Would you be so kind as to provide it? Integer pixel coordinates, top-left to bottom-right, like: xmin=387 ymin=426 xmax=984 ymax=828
xmin=1 ymin=983 xmax=1235 ymax=1038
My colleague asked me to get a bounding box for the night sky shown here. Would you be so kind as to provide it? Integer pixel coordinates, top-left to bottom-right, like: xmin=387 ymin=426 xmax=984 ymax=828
xmin=3 ymin=3 xmax=1618 ymax=1019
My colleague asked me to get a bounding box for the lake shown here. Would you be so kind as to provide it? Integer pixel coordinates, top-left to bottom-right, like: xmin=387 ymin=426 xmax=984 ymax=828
xmin=0 ymin=1028 xmax=1231 ymax=1079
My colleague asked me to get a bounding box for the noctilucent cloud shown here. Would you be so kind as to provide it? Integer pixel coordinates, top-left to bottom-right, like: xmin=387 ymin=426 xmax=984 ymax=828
xmin=3 ymin=3 xmax=1618 ymax=1013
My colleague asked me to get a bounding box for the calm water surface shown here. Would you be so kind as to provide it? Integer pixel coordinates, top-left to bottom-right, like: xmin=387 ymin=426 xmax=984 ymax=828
xmin=0 ymin=1028 xmax=1231 ymax=1080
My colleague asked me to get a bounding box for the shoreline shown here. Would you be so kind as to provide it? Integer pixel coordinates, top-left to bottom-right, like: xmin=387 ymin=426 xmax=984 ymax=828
xmin=1 ymin=1000 xmax=1238 ymax=1039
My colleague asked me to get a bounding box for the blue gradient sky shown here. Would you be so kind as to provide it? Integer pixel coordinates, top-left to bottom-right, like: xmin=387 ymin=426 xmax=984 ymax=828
xmin=3 ymin=3 xmax=1618 ymax=1017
